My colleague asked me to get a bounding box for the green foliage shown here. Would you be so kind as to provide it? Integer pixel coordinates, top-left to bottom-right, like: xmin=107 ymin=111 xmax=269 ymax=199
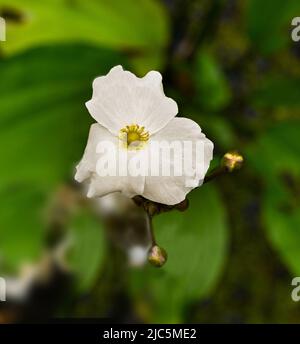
xmin=131 ymin=185 xmax=228 ymax=323
xmin=195 ymin=50 xmax=231 ymax=111
xmin=0 ymin=44 xmax=124 ymax=188
xmin=252 ymin=77 xmax=300 ymax=107
xmin=68 ymin=210 xmax=106 ymax=292
xmin=247 ymin=121 xmax=300 ymax=177
xmin=203 ymin=115 xmax=236 ymax=149
xmin=0 ymin=44 xmax=124 ymax=270
xmin=247 ymin=121 xmax=300 ymax=275
xmin=0 ymin=0 xmax=168 ymax=56
xmin=0 ymin=185 xmax=47 ymax=271
xmin=246 ymin=0 xmax=300 ymax=54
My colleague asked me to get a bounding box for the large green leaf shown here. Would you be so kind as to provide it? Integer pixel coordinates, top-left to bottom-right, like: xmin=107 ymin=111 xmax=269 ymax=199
xmin=131 ymin=184 xmax=228 ymax=323
xmin=0 ymin=44 xmax=124 ymax=188
xmin=247 ymin=120 xmax=300 ymax=275
xmin=0 ymin=0 xmax=168 ymax=56
xmin=0 ymin=44 xmax=124 ymax=270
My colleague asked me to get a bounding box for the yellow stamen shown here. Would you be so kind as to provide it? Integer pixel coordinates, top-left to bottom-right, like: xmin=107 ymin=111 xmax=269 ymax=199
xmin=119 ymin=124 xmax=149 ymax=149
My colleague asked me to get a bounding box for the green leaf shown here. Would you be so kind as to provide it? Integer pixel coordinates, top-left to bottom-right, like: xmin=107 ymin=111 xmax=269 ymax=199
xmin=247 ymin=120 xmax=300 ymax=275
xmin=252 ymin=77 xmax=300 ymax=108
xmin=0 ymin=44 xmax=124 ymax=270
xmin=203 ymin=115 xmax=236 ymax=149
xmin=0 ymin=184 xmax=47 ymax=271
xmin=246 ymin=0 xmax=300 ymax=54
xmin=0 ymin=44 xmax=124 ymax=188
xmin=195 ymin=50 xmax=231 ymax=111
xmin=263 ymin=179 xmax=300 ymax=275
xmin=68 ymin=210 xmax=106 ymax=292
xmin=0 ymin=0 xmax=168 ymax=56
xmin=131 ymin=184 xmax=228 ymax=323
xmin=247 ymin=120 xmax=300 ymax=177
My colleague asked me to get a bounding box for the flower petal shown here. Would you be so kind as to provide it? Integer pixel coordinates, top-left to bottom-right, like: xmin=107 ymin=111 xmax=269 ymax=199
xmin=75 ymin=123 xmax=145 ymax=198
xmin=86 ymin=66 xmax=178 ymax=135
xmin=86 ymin=173 xmax=144 ymax=199
xmin=75 ymin=123 xmax=113 ymax=183
xmin=142 ymin=117 xmax=214 ymax=205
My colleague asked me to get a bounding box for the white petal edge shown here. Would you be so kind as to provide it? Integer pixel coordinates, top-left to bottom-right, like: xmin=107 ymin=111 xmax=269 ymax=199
xmin=85 ymin=65 xmax=178 ymax=135
xmin=142 ymin=117 xmax=214 ymax=205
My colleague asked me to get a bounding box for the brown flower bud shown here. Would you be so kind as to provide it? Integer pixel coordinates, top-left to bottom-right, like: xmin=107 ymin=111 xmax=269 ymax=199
xmin=148 ymin=245 xmax=168 ymax=267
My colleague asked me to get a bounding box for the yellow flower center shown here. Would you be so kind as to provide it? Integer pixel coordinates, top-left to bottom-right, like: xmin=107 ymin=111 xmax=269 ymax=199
xmin=119 ymin=124 xmax=149 ymax=149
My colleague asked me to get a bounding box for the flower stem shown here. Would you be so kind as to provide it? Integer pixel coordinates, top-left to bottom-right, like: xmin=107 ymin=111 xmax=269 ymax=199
xmin=147 ymin=214 xmax=156 ymax=246
xmin=204 ymin=151 xmax=244 ymax=184
xmin=203 ymin=165 xmax=227 ymax=184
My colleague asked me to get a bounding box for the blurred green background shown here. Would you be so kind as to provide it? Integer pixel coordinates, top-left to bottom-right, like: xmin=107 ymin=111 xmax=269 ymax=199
xmin=0 ymin=0 xmax=300 ymax=323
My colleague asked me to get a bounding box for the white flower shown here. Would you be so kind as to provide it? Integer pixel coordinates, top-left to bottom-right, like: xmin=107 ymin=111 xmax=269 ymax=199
xmin=75 ymin=66 xmax=213 ymax=205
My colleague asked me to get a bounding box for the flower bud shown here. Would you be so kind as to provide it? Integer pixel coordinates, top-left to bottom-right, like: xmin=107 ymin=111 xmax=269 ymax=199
xmin=148 ymin=245 xmax=168 ymax=267
xmin=221 ymin=151 xmax=244 ymax=172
